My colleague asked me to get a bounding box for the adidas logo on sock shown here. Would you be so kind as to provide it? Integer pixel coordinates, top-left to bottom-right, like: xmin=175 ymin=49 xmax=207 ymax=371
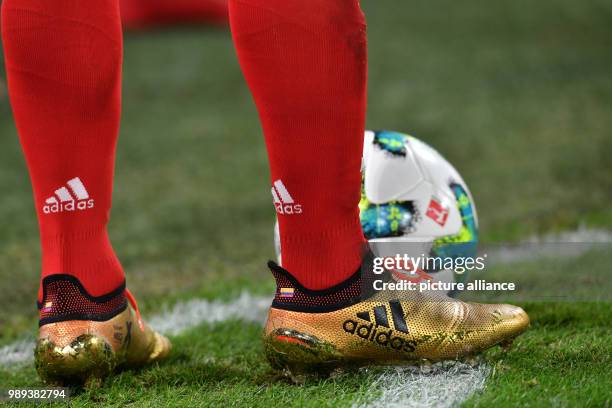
xmin=271 ymin=179 xmax=302 ymax=215
xmin=342 ymin=301 xmax=417 ymax=353
xmin=43 ymin=177 xmax=95 ymax=215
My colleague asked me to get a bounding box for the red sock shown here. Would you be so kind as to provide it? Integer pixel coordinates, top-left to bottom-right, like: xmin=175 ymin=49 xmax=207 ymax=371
xmin=230 ymin=0 xmax=368 ymax=289
xmin=2 ymin=0 xmax=125 ymax=299
xmin=120 ymin=0 xmax=229 ymax=29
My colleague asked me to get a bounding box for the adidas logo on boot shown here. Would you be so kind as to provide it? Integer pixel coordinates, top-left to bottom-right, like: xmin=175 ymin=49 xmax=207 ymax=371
xmin=342 ymin=301 xmax=418 ymax=353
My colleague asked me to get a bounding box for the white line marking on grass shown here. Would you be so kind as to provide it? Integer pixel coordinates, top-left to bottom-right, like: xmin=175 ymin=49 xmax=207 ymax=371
xmin=487 ymin=227 xmax=612 ymax=265
xmin=0 ymin=339 xmax=36 ymax=367
xmin=353 ymin=362 xmax=491 ymax=408
xmin=149 ymin=291 xmax=271 ymax=336
xmin=534 ymin=227 xmax=612 ymax=243
xmin=0 ymin=292 xmax=271 ymax=367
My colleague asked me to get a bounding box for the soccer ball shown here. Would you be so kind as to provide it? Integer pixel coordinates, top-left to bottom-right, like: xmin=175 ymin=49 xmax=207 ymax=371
xmin=274 ymin=130 xmax=479 ymax=296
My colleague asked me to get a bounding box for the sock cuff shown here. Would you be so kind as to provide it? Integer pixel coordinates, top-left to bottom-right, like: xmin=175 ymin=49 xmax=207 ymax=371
xmin=268 ymin=261 xmax=363 ymax=313
xmin=37 ymin=274 xmax=127 ymax=327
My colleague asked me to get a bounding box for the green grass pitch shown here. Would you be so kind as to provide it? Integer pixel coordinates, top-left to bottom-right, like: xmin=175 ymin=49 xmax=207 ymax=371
xmin=0 ymin=0 xmax=611 ymax=406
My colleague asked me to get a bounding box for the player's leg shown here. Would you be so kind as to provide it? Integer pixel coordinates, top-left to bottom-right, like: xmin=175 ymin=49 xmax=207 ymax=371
xmin=230 ymin=0 xmax=368 ymax=290
xmin=229 ymin=0 xmax=528 ymax=372
xmin=1 ymin=0 xmax=170 ymax=385
xmin=120 ymin=0 xmax=228 ymax=29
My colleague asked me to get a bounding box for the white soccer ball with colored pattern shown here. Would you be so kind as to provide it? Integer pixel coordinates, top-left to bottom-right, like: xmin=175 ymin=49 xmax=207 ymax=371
xmin=275 ymin=130 xmax=479 ymax=296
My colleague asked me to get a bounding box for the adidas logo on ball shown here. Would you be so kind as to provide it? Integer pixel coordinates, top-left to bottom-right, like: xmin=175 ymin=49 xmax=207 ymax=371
xmin=43 ymin=177 xmax=95 ymax=214
xmin=343 ymin=301 xmax=417 ymax=353
xmin=271 ymin=179 xmax=302 ymax=215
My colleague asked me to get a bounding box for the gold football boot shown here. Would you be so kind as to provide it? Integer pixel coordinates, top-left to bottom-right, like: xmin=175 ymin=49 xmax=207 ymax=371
xmin=34 ymin=275 xmax=171 ymax=386
xmin=263 ymin=260 xmax=529 ymax=374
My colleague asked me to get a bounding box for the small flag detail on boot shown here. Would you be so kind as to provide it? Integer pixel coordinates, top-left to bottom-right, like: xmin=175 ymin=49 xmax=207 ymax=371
xmin=279 ymin=288 xmax=295 ymax=298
